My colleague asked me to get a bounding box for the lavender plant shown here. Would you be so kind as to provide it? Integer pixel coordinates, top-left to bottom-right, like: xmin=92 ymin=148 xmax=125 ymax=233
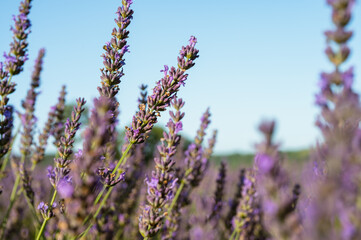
xmin=301 ymin=0 xmax=361 ymax=239
xmin=139 ymin=97 xmax=185 ymax=239
xmin=254 ymin=121 xmax=301 ymax=240
xmin=164 ymin=111 xmax=215 ymax=239
xmin=78 ymin=37 xmax=199 ymax=239
xmin=36 ymin=98 xmax=86 ymax=240
xmin=230 ymin=169 xmax=265 ymax=240
xmin=0 ymin=0 xmax=361 ymax=239
xmin=0 ymin=0 xmax=32 ymax=165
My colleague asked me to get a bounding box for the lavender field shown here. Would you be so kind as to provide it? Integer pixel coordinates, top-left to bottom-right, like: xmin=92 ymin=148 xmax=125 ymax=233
xmin=0 ymin=0 xmax=361 ymax=239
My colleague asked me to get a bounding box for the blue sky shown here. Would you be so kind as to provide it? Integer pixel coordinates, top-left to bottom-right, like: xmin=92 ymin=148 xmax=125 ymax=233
xmin=1 ymin=0 xmax=361 ymax=154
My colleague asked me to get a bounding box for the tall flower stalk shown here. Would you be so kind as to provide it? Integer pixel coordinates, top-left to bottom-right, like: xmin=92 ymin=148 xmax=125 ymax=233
xmin=207 ymin=161 xmax=226 ymax=225
xmin=0 ymin=0 xmax=32 ymax=163
xmin=18 ymin=48 xmax=45 ymax=223
xmin=31 ymin=87 xmax=66 ymax=169
xmin=139 ymin=97 xmax=185 ymax=239
xmin=0 ymin=48 xmax=44 ymax=240
xmin=225 ymin=168 xmax=246 ymax=234
xmin=98 ymin=0 xmax=133 ymax=99
xmin=79 ymin=36 xmax=199 ymax=239
xmin=51 ymin=85 xmax=67 ymax=146
xmin=254 ymin=121 xmax=301 ymax=240
xmin=230 ymin=170 xmax=265 ymax=240
xmin=302 ymin=0 xmax=361 ymax=239
xmin=35 ymin=98 xmax=86 ymax=240
xmin=165 ymin=112 xmax=216 ymax=239
xmin=19 ymin=49 xmax=45 ymax=159
xmin=68 ymin=96 xmax=122 ymax=236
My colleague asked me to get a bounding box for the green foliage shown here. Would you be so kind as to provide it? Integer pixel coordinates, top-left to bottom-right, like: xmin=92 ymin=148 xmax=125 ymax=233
xmin=212 ymin=149 xmax=310 ymax=169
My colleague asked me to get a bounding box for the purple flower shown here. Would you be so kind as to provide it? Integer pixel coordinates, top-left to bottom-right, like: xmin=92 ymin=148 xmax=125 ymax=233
xmin=120 ymin=45 xmax=130 ymax=54
xmin=47 ymin=166 xmax=56 ymax=187
xmin=139 ymin=97 xmax=185 ymax=238
xmin=57 ymin=177 xmax=74 ymax=198
xmin=51 ymin=98 xmax=86 ymax=189
xmin=37 ymin=201 xmax=45 ymax=210
xmin=3 ymin=53 xmax=17 ymax=64
xmin=160 ymin=65 xmax=169 ymax=77
xmin=4 ymin=0 xmax=32 ymax=76
xmin=37 ymin=201 xmax=57 ymax=220
xmin=315 ymin=93 xmax=328 ymax=107
xmin=189 ymin=36 xmax=197 ymax=48
xmin=174 ymin=121 xmax=183 ymax=134
xmin=255 ymin=153 xmax=274 ymax=173
xmin=342 ymin=66 xmax=353 ymax=89
xmin=126 ymin=37 xmax=198 ymax=144
xmin=318 ymin=73 xmax=329 ymax=90
xmin=145 ymin=176 xmax=159 ymax=196
xmin=3 ymin=107 xmax=13 ymax=120
xmin=97 ymin=166 xmax=125 ymax=186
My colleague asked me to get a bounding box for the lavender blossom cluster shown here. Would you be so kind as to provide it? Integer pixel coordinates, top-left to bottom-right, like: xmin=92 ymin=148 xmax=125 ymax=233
xmin=0 ymin=0 xmax=361 ymax=239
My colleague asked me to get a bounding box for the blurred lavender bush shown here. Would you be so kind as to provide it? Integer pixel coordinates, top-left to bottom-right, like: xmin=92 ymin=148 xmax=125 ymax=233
xmin=0 ymin=0 xmax=361 ymax=239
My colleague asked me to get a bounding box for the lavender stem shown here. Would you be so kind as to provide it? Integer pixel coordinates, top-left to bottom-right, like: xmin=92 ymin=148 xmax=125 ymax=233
xmin=168 ymin=168 xmax=192 ymax=213
xmin=35 ymin=189 xmax=57 ymax=240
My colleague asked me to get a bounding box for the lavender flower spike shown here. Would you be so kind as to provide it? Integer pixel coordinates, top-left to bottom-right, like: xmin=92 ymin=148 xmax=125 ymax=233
xmin=303 ymin=1 xmax=361 ymax=239
xmin=19 ymin=48 xmax=45 ymax=158
xmin=35 ymin=98 xmax=86 ymax=240
xmin=51 ymin=85 xmax=67 ymax=146
xmin=185 ymin=108 xmax=211 ymax=187
xmin=69 ymin=96 xmax=119 ymax=235
xmin=254 ymin=120 xmax=300 ymax=239
xmin=0 ymin=0 xmax=33 ymax=162
xmin=231 ymin=170 xmax=265 ymax=240
xmin=164 ymin=110 xmax=215 ymax=239
xmin=31 ymin=89 xmax=64 ymax=167
xmin=96 ymin=0 xmax=134 ymax=166
xmin=225 ymin=168 xmax=246 ymax=233
xmin=51 ymin=98 xmax=86 ymax=192
xmin=139 ymin=97 xmax=185 ymax=238
xmin=207 ymin=161 xmax=226 ymax=224
xmin=98 ymin=0 xmax=133 ymax=98
xmin=4 ymin=0 xmax=32 ymax=76
xmin=125 ymin=36 xmax=199 ymax=145
xmin=0 ymin=106 xmax=14 ymax=160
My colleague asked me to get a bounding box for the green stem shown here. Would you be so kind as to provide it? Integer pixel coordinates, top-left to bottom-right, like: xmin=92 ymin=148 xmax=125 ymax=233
xmin=30 ymin=162 xmax=36 ymax=172
xmin=229 ymin=229 xmax=237 ymax=240
xmin=112 ymin=143 xmax=133 ymax=174
xmin=114 ymin=226 xmax=124 ymax=239
xmin=164 ymin=168 xmax=193 ymax=238
xmin=6 ymin=74 xmax=13 ymax=85
xmin=168 ymin=180 xmax=185 ymax=213
xmin=164 ymin=181 xmax=185 ymax=238
xmin=94 ymin=187 xmax=106 ymax=205
xmin=168 ymin=168 xmax=192 ymax=213
xmin=24 ymin=191 xmax=41 ymax=225
xmin=0 ymin=172 xmax=21 ymax=239
xmin=35 ymin=219 xmax=48 ymax=240
xmin=35 ymin=190 xmax=57 ymax=240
